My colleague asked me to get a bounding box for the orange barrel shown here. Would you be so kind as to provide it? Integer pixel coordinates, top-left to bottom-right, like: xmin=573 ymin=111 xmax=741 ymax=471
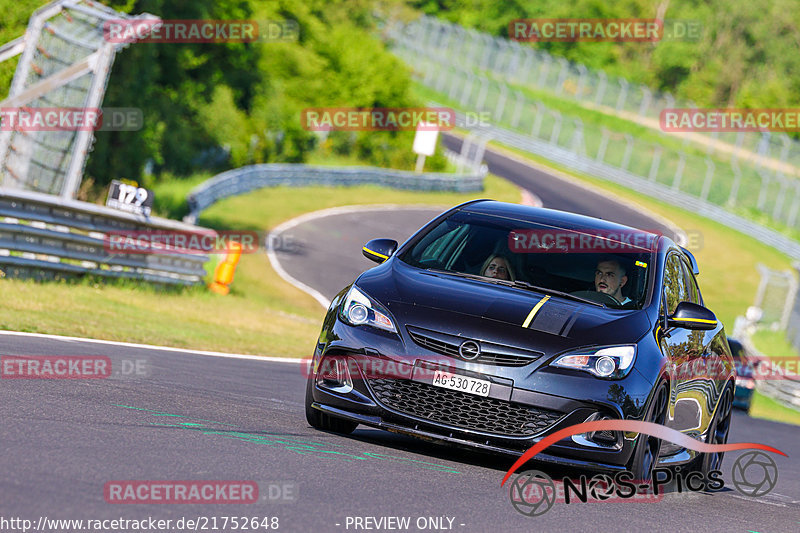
xmin=208 ymin=241 xmax=242 ymax=295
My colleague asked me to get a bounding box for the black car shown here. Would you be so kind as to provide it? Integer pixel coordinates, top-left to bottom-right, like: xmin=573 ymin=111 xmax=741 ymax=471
xmin=305 ymin=200 xmax=736 ymax=481
xmin=727 ymin=338 xmax=755 ymax=412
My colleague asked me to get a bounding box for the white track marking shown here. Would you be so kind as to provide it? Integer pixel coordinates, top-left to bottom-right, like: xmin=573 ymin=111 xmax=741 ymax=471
xmin=520 ymin=188 xmax=543 ymax=208
xmin=266 ymin=204 xmax=447 ymax=309
xmin=0 ymin=330 xmax=303 ymax=363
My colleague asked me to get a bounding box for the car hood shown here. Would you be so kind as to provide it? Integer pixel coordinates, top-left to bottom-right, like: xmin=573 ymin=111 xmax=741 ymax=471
xmin=356 ymin=259 xmax=652 ymax=356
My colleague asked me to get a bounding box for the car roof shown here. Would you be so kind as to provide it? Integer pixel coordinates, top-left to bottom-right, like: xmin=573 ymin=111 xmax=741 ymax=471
xmin=460 ymin=200 xmax=662 ymax=239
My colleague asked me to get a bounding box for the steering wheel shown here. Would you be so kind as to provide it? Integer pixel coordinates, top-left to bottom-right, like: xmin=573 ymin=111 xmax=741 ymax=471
xmin=569 ymin=290 xmax=621 ymax=307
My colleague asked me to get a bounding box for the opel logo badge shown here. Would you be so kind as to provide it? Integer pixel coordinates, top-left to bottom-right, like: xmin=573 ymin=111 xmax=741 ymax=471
xmin=459 ymin=340 xmax=481 ymax=361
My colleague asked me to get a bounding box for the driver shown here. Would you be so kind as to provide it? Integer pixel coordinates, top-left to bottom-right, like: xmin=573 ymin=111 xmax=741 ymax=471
xmin=481 ymin=254 xmax=515 ymax=281
xmin=594 ymin=257 xmax=631 ymax=305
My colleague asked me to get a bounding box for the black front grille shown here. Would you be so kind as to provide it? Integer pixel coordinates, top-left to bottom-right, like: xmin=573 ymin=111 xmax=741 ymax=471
xmin=408 ymin=331 xmax=460 ymax=357
xmin=407 ymin=328 xmax=541 ymax=367
xmin=368 ymin=378 xmax=563 ymax=437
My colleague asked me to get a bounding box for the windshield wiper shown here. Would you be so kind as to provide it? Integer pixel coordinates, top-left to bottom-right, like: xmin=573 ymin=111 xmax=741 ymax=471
xmin=511 ymin=280 xmax=605 ymax=308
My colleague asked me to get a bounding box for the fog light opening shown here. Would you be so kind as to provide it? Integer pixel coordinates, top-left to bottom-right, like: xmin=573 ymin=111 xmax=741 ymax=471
xmin=573 ymin=413 xmax=622 ymax=449
xmin=317 ymin=356 xmax=353 ymax=392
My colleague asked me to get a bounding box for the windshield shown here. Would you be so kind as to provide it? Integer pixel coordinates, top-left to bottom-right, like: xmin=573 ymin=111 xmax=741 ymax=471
xmin=399 ymin=211 xmax=655 ymax=309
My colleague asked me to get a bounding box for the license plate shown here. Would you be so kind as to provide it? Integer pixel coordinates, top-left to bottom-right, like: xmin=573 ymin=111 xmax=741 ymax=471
xmin=431 ymin=370 xmax=491 ymax=397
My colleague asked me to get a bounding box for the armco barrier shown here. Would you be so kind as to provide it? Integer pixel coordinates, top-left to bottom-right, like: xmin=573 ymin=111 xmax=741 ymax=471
xmin=739 ymin=335 xmax=800 ymax=410
xmin=183 ymin=164 xmax=484 ymax=223
xmin=0 ymin=189 xmax=209 ymax=285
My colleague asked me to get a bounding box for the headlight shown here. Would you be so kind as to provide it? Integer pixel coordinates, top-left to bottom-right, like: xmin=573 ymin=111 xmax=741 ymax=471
xmin=340 ymin=286 xmax=397 ymax=333
xmin=551 ymin=345 xmax=636 ymax=379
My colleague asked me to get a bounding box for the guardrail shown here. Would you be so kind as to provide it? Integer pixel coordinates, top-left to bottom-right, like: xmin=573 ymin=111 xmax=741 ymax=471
xmin=789 ymin=263 xmax=800 ymax=352
xmin=184 ymin=163 xmax=484 ymax=223
xmin=0 ymin=188 xmax=210 ymax=285
xmin=738 ymin=335 xmax=800 ymax=411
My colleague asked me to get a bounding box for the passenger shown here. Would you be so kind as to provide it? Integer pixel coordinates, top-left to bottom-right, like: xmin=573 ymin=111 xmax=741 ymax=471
xmin=594 ymin=257 xmax=631 ymax=305
xmin=481 ymin=254 xmax=515 ymax=281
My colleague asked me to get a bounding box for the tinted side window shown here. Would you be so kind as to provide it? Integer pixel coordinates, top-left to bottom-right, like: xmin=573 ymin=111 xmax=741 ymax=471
xmin=681 ymin=260 xmax=702 ymax=305
xmin=663 ymin=254 xmax=690 ymax=315
xmin=415 ymin=224 xmax=466 ymax=263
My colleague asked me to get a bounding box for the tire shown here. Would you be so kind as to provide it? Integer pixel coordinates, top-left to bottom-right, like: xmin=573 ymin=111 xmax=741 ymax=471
xmin=304 ymin=378 xmax=358 ymax=434
xmin=627 ymin=381 xmax=669 ymax=484
xmin=690 ymin=384 xmax=734 ymax=476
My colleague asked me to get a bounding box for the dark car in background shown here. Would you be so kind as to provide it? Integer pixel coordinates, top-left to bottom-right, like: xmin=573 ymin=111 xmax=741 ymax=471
xmin=728 ymin=338 xmax=755 ymax=412
xmin=305 ymin=200 xmax=736 ymax=481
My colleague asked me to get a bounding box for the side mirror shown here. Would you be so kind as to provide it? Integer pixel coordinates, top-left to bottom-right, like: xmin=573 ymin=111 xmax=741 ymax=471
xmin=362 ymin=238 xmax=398 ymax=264
xmin=667 ymin=301 xmax=718 ymax=330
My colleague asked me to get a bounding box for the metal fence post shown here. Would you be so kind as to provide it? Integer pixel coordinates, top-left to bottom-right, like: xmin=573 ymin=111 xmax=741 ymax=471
xmin=773 ymin=173 xmax=789 ymax=221
xmin=570 ymin=118 xmax=585 ymax=155
xmin=521 ymin=48 xmax=534 ymax=85
xmin=476 ymin=76 xmax=489 ymax=111
xmin=621 ymin=134 xmax=634 ymax=170
xmin=460 ymin=72 xmax=475 ymax=107
xmin=700 ymin=157 xmax=715 ymax=202
xmin=596 ymin=127 xmax=610 ymax=162
xmin=595 ymin=71 xmax=607 ymax=106
xmin=756 ymin=167 xmax=771 ymax=211
xmin=537 ymin=54 xmax=552 ymax=88
xmin=531 ymin=101 xmax=545 ymax=138
xmin=615 ymin=79 xmax=629 ymax=112
xmin=672 ymin=151 xmax=686 ymax=191
xmin=554 ymin=57 xmax=569 ymax=95
xmin=727 ymin=157 xmax=742 ymax=206
xmin=447 ymin=67 xmax=460 ymax=100
xmin=494 ymin=38 xmax=508 ymax=74
xmin=507 ymin=42 xmax=522 ymax=81
xmin=480 ymin=34 xmax=493 ymax=71
xmin=549 ymin=110 xmax=563 ymax=145
xmin=494 ymin=82 xmax=509 ymax=123
xmin=780 ymin=270 xmax=799 ymax=331
xmin=638 ymin=87 xmax=652 ymax=117
xmin=648 ymin=145 xmax=662 ymax=182
xmin=510 ymin=90 xmax=525 ymax=129
xmin=575 ymin=65 xmax=588 ymax=101
xmin=786 ymin=182 xmax=800 ymax=228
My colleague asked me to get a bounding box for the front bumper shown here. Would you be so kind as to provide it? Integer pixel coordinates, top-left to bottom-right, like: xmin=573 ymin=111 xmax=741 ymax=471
xmin=309 ymin=344 xmax=656 ymax=471
xmin=311 ymin=401 xmax=628 ymax=473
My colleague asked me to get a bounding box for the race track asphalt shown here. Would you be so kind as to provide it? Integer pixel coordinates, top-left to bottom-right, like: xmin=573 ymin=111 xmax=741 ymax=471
xmin=1 ymin=143 xmax=797 ymax=532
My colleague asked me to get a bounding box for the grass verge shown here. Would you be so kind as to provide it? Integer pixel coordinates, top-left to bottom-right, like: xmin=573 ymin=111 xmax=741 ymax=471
xmin=0 ymin=175 xmax=520 ymax=356
xmin=749 ymin=392 xmax=800 ymax=426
